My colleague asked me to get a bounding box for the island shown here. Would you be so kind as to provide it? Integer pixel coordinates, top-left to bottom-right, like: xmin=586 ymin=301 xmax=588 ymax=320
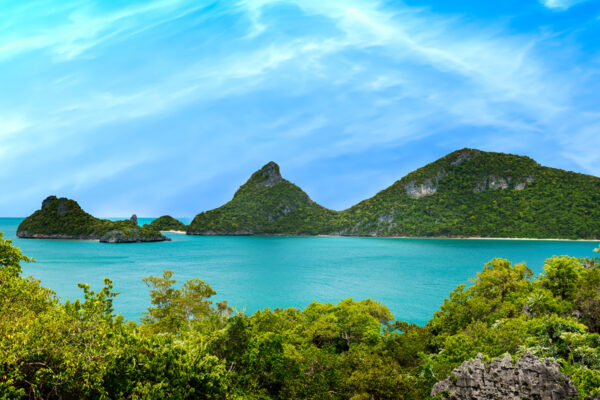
xmin=187 ymin=149 xmax=600 ymax=239
xmin=17 ymin=196 xmax=170 ymax=243
xmin=187 ymin=161 xmax=337 ymax=235
xmin=144 ymin=215 xmax=187 ymax=232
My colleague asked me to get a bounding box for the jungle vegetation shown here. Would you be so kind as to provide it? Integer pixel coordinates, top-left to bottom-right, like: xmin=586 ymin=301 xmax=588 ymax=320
xmin=145 ymin=215 xmax=187 ymax=232
xmin=16 ymin=196 xmax=163 ymax=241
xmin=1 ymin=233 xmax=600 ymax=399
xmin=188 ymin=149 xmax=600 ymax=239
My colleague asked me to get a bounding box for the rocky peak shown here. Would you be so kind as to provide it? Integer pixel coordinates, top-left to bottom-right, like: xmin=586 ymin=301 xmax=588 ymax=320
xmin=255 ymin=161 xmax=283 ymax=187
xmin=130 ymin=214 xmax=138 ymax=225
xmin=431 ymin=352 xmax=580 ymax=400
xmin=56 ymin=199 xmax=70 ymax=215
xmin=451 ymin=149 xmax=481 ymax=166
xmin=42 ymin=195 xmax=58 ymax=209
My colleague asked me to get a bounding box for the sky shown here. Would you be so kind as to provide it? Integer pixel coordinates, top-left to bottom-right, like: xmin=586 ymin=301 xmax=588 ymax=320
xmin=1 ymin=0 xmax=599 ymax=217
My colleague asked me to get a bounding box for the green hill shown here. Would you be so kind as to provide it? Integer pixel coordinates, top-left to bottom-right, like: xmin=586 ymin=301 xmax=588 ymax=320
xmin=338 ymin=148 xmax=600 ymax=239
xmin=17 ymin=196 xmax=169 ymax=242
xmin=145 ymin=215 xmax=187 ymax=232
xmin=187 ymin=162 xmax=337 ymax=235
xmin=188 ymin=150 xmax=600 ymax=239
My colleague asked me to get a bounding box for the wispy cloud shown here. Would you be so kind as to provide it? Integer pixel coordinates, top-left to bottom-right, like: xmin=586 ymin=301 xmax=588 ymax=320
xmin=0 ymin=0 xmax=202 ymax=61
xmin=540 ymin=0 xmax=590 ymax=10
xmin=0 ymin=0 xmax=599 ymax=215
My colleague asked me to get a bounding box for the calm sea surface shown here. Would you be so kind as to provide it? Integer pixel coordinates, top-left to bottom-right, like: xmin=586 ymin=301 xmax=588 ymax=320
xmin=1 ymin=217 xmax=597 ymax=325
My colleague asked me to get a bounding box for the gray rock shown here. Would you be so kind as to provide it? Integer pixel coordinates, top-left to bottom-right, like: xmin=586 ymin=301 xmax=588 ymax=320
xmin=130 ymin=214 xmax=138 ymax=225
xmin=474 ymin=176 xmax=510 ymax=192
xmin=100 ymin=229 xmax=170 ymax=243
xmin=56 ymin=199 xmax=69 ymax=215
xmin=42 ymin=195 xmax=57 ymax=209
xmin=451 ymin=149 xmax=480 ymax=166
xmin=431 ymin=352 xmax=579 ymax=400
xmin=256 ymin=162 xmax=283 ymax=187
xmin=406 ymin=170 xmax=446 ymax=199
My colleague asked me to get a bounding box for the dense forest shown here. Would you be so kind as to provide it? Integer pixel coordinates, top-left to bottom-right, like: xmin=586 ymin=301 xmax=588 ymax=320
xmin=188 ymin=162 xmax=338 ymax=235
xmin=187 ymin=149 xmax=600 ymax=239
xmin=2 ymin=232 xmax=600 ymax=399
xmin=16 ymin=196 xmax=165 ymax=242
xmin=144 ymin=215 xmax=187 ymax=232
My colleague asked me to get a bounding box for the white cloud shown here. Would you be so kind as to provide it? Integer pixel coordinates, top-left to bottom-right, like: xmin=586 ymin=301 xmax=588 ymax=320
xmin=0 ymin=115 xmax=32 ymax=138
xmin=0 ymin=0 xmax=202 ymax=61
xmin=540 ymin=0 xmax=589 ymax=10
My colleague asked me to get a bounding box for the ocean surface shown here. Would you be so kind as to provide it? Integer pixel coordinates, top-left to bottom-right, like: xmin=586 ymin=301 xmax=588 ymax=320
xmin=1 ymin=217 xmax=598 ymax=325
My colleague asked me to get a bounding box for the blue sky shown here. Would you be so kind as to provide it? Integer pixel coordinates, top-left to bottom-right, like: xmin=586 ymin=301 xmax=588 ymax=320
xmin=1 ymin=0 xmax=599 ymax=217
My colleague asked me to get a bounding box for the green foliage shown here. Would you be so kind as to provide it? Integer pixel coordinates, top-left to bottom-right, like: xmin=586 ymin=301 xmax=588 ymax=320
xmin=141 ymin=270 xmax=217 ymax=333
xmin=340 ymin=149 xmax=600 ymax=239
xmin=145 ymin=215 xmax=187 ymax=232
xmin=0 ymin=232 xmax=33 ymax=275
xmin=2 ymin=239 xmax=600 ymax=398
xmin=17 ymin=197 xmax=165 ymax=242
xmin=189 ymin=150 xmax=600 ymax=239
xmin=188 ymin=162 xmax=338 ymax=235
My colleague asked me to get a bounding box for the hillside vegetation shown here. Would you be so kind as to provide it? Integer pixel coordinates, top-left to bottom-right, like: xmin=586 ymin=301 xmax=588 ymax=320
xmin=188 ymin=162 xmax=337 ymax=235
xmin=17 ymin=196 xmax=166 ymax=242
xmin=2 ymin=233 xmax=600 ymax=398
xmin=145 ymin=215 xmax=187 ymax=232
xmin=189 ymin=149 xmax=600 ymax=239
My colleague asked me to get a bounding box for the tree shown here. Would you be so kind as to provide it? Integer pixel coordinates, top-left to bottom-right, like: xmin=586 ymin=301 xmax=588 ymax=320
xmin=0 ymin=232 xmax=33 ymax=275
xmin=540 ymin=256 xmax=583 ymax=301
xmin=141 ymin=270 xmax=217 ymax=333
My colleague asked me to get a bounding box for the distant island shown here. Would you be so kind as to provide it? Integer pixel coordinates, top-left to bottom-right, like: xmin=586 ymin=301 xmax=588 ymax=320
xmin=16 ymin=149 xmax=600 ymax=241
xmin=187 ymin=148 xmax=600 ymax=239
xmin=17 ymin=196 xmax=170 ymax=243
xmin=144 ymin=215 xmax=187 ymax=232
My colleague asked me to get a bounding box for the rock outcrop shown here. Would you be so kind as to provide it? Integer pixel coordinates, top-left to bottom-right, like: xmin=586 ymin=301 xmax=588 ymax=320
xmin=100 ymin=229 xmax=170 ymax=243
xmin=405 ymin=171 xmax=446 ymax=199
xmin=130 ymin=214 xmax=138 ymax=225
xmin=254 ymin=161 xmax=283 ymax=187
xmin=431 ymin=352 xmax=579 ymax=400
xmin=41 ymin=195 xmax=58 ymax=209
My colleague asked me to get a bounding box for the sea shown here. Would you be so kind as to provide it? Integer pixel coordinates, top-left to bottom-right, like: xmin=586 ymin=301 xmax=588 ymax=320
xmin=1 ymin=217 xmax=597 ymax=325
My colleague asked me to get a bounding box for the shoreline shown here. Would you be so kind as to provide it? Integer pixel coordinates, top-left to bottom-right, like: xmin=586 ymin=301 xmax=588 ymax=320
xmin=186 ymin=232 xmax=600 ymax=242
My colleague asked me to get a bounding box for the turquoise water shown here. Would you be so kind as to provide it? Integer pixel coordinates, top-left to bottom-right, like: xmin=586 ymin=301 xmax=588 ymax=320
xmin=1 ymin=217 xmax=598 ymax=325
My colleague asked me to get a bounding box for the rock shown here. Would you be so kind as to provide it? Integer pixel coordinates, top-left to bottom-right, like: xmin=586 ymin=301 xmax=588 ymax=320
xmin=255 ymin=161 xmax=283 ymax=187
xmin=56 ymin=199 xmax=70 ymax=215
xmin=431 ymin=352 xmax=580 ymax=400
xmin=405 ymin=171 xmax=446 ymax=199
xmin=474 ymin=176 xmax=510 ymax=192
xmin=451 ymin=149 xmax=480 ymax=166
xmin=100 ymin=229 xmax=171 ymax=243
xmin=130 ymin=214 xmax=138 ymax=225
xmin=42 ymin=195 xmax=57 ymax=209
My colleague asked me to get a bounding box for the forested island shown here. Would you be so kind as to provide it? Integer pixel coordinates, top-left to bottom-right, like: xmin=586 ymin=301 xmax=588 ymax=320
xmin=188 ymin=149 xmax=600 ymax=239
xmin=17 ymin=196 xmax=169 ymax=243
xmin=1 ymin=233 xmax=599 ymax=399
xmin=16 ymin=149 xmax=600 ymax=241
xmin=144 ymin=215 xmax=187 ymax=232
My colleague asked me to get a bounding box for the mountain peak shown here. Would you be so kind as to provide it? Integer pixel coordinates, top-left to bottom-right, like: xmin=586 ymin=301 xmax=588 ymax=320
xmin=254 ymin=161 xmax=283 ymax=187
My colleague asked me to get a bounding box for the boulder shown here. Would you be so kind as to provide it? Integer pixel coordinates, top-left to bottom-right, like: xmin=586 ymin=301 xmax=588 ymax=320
xmin=100 ymin=229 xmax=170 ymax=243
xmin=431 ymin=352 xmax=579 ymax=400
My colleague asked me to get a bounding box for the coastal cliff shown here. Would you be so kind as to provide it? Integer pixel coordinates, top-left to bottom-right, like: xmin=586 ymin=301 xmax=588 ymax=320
xmin=17 ymin=196 xmax=169 ymax=243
